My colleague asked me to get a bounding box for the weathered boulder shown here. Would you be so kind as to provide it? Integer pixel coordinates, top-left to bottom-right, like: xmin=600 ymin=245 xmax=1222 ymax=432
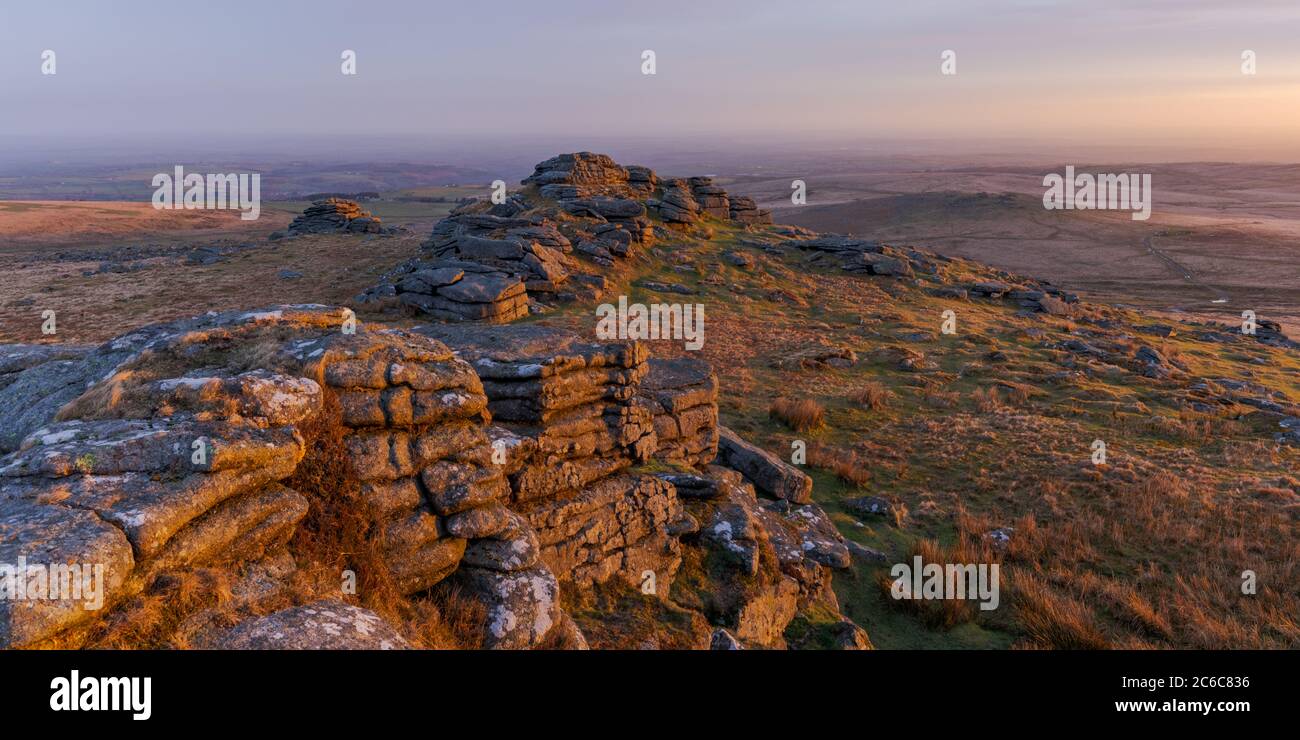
xmin=757 ymin=500 xmax=851 ymax=569
xmin=734 ymin=576 xmax=800 ymax=648
xmin=211 ymin=600 xmax=410 ymax=649
xmin=651 ymin=179 xmax=700 ymax=223
xmin=0 ymin=336 xmax=147 ymax=453
xmin=0 ymin=344 xmax=92 ymax=391
xmin=637 ymin=357 xmax=719 ymax=467
xmin=286 ymin=199 xmax=391 ymax=235
xmin=563 ymin=197 xmax=646 ymax=221
xmin=716 ymin=426 xmax=813 ymax=503
xmin=710 ymin=628 xmax=743 ymax=650
xmin=523 ymin=152 xmax=631 ymax=200
xmin=457 ymin=564 xmax=562 ymax=649
xmin=0 ymin=498 xmax=135 ymax=648
xmin=728 ymin=195 xmax=773 ymax=225
xmin=381 ymin=262 xmax=529 ymax=324
xmin=847 ymin=252 xmax=914 ymax=278
xmin=520 ymin=473 xmax=685 ymax=588
xmin=136 ymin=483 xmax=309 ymax=580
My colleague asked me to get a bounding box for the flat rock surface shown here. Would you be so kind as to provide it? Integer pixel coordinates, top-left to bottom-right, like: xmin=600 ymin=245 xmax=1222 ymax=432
xmin=211 ymin=600 xmax=410 ymax=649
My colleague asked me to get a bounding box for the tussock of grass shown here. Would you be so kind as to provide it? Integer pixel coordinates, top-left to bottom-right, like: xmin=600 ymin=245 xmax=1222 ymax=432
xmin=1011 ymin=571 xmax=1112 ymax=649
xmin=84 ymin=568 xmax=235 ymax=649
xmin=769 ymin=396 xmax=825 ymax=432
xmin=972 ymin=386 xmax=1002 ymax=413
xmin=876 ymin=534 xmax=997 ymax=630
xmin=851 ymin=381 xmax=894 ymax=411
xmin=807 ymin=442 xmax=871 ymax=489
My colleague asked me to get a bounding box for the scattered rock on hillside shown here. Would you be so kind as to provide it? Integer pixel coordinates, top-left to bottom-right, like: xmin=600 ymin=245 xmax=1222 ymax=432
xmin=286 ymin=198 xmax=394 ymax=235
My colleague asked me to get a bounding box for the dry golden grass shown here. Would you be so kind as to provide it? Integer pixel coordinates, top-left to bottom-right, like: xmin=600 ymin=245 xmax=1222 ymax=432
xmin=769 ymin=396 xmax=825 ymax=432
xmin=283 ymin=393 xmax=404 ymax=612
xmin=1011 ymin=571 xmax=1113 ymax=649
xmin=972 ymin=386 xmax=1003 ymax=413
xmin=985 ymin=468 xmax=1300 ymax=649
xmin=919 ymin=387 xmax=960 ymax=408
xmin=0 ymin=230 xmax=420 ymax=344
xmin=851 ymin=380 xmax=895 ymax=410
xmin=0 ymin=201 xmax=273 ymax=246
xmin=807 ymin=442 xmax=871 ymax=488
xmin=83 ymin=568 xmax=236 ymax=649
xmin=1125 ymin=411 xmax=1244 ymax=445
xmin=877 ymin=534 xmax=996 ymax=629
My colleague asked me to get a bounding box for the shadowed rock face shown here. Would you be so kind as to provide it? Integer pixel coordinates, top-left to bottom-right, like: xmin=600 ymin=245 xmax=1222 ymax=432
xmin=0 ymin=342 xmax=135 ymax=453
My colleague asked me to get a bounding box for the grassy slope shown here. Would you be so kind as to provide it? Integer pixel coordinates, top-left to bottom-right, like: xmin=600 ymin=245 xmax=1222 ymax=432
xmin=532 ymin=217 xmax=1300 ymax=649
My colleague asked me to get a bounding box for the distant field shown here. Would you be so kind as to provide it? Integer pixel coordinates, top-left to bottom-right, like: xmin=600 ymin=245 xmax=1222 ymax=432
xmin=755 ymin=162 xmax=1300 ymax=338
xmin=268 ymin=184 xmax=487 ymax=227
xmin=0 ymin=187 xmax=487 ymax=342
xmin=0 ymin=229 xmax=424 ymax=344
xmin=0 ymin=184 xmax=486 ymax=253
xmin=0 ymin=162 xmax=497 ymax=201
xmin=0 ymin=200 xmax=284 ymax=249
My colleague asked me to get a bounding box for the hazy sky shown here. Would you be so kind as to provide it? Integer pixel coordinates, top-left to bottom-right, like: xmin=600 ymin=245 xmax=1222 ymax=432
xmin=2 ymin=0 xmax=1299 ymax=158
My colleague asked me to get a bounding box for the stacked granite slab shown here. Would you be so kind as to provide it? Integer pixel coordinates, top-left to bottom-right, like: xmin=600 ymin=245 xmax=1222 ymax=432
xmin=0 ymin=416 xmax=312 ymax=648
xmin=420 ymin=324 xmax=655 ymax=499
xmin=288 ymin=320 xmax=562 ymax=648
xmin=420 ymin=324 xmax=688 ymax=589
xmin=522 ymin=153 xmax=656 ymax=258
xmin=0 ymin=307 xmax=570 ymax=649
xmin=523 ymin=152 xmax=634 ymax=200
xmin=287 ymin=198 xmax=387 ymax=235
xmin=562 ymin=197 xmax=653 ymax=259
xmin=424 ymin=213 xmax=573 ymax=294
xmin=308 ymin=329 xmax=501 ymax=594
xmin=625 ymin=165 xmax=658 ymax=198
xmin=521 ymin=152 xmax=658 ymax=202
xmin=727 ymin=195 xmax=773 ymax=224
xmin=355 ymin=210 xmax=581 ymax=320
xmin=650 ymin=179 xmax=700 ymax=224
xmin=354 ymin=153 xmax=778 ymax=326
xmin=357 ymin=259 xmax=529 ymax=324
xmin=636 ymin=357 xmax=720 ymax=467
xmin=521 ymin=472 xmax=689 ymax=589
xmin=649 ymin=175 xmax=771 ymax=226
xmin=688 ymin=176 xmax=730 ymax=219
